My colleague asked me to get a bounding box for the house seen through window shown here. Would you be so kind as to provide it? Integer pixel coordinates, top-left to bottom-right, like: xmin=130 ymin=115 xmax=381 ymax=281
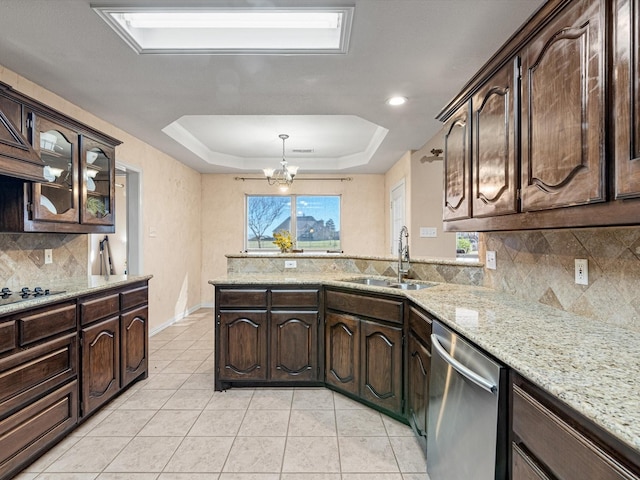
xmin=246 ymin=195 xmax=341 ymax=252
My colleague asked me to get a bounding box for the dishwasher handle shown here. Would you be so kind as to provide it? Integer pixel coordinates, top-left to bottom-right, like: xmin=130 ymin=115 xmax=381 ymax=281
xmin=431 ymin=334 xmax=497 ymax=394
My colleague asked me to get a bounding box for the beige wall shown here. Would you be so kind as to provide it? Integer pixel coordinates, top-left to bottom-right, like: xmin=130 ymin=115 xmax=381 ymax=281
xmin=383 ymin=139 xmax=457 ymax=260
xmin=410 ymin=134 xmax=457 ymax=259
xmin=200 ymin=174 xmax=386 ymax=304
xmin=384 ymin=151 xmax=411 ymax=255
xmin=0 ymin=64 xmax=203 ymax=332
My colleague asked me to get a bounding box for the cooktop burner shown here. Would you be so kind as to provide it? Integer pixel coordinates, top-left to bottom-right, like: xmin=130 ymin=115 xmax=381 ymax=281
xmin=0 ymin=287 xmax=66 ymax=307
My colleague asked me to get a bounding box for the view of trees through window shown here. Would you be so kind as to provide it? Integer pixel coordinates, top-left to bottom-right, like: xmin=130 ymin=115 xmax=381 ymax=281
xmin=246 ymin=195 xmax=341 ymax=251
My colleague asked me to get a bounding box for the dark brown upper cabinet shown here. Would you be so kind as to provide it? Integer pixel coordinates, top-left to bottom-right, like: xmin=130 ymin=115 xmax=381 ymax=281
xmin=0 ymin=86 xmax=120 ymax=234
xmin=436 ymin=0 xmax=640 ymax=231
xmin=81 ymin=136 xmax=115 ymax=226
xmin=613 ymin=0 xmax=640 ymax=199
xmin=0 ymin=86 xmax=43 ymax=182
xmin=27 ymin=111 xmax=80 ymax=224
xmin=442 ymin=101 xmax=472 ymax=221
xmin=472 ymin=58 xmax=519 ymax=217
xmin=520 ymin=0 xmax=605 ymax=212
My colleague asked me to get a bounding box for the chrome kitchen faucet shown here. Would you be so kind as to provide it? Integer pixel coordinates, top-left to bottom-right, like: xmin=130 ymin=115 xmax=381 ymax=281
xmin=398 ymin=226 xmax=410 ymax=282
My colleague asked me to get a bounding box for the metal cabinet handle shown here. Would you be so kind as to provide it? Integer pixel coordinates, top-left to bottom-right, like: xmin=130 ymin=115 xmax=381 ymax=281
xmin=431 ymin=334 xmax=497 ymax=394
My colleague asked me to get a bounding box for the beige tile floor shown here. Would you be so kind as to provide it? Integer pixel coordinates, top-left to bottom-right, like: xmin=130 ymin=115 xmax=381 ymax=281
xmin=15 ymin=309 xmax=430 ymax=480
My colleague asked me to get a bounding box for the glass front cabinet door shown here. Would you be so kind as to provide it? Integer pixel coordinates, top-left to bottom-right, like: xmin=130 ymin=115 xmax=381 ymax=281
xmin=28 ymin=112 xmax=80 ymax=223
xmin=81 ymin=136 xmax=115 ymax=226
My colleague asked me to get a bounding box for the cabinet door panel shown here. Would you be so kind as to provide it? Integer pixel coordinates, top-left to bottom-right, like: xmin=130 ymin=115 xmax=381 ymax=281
xmin=325 ymin=312 xmax=360 ymax=396
xmin=521 ymin=0 xmax=605 ymax=211
xmin=80 ymin=136 xmax=115 ymax=226
xmin=121 ymin=305 xmax=148 ymax=388
xmin=360 ymin=320 xmax=402 ymax=414
xmin=270 ymin=311 xmax=318 ymax=381
xmin=219 ymin=311 xmax=268 ymax=381
xmin=613 ymin=0 xmax=640 ymax=198
xmin=473 ymin=59 xmax=519 ymax=217
xmin=443 ymin=101 xmax=472 ymax=221
xmin=28 ymin=113 xmax=80 ymax=223
xmin=408 ymin=332 xmax=430 ymax=447
xmin=81 ymin=316 xmax=120 ymax=415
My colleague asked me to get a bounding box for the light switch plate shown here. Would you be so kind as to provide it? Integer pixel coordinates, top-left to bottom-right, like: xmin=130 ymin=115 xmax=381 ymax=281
xmin=44 ymin=249 xmax=53 ymax=264
xmin=284 ymin=260 xmax=297 ymax=269
xmin=486 ymin=251 xmax=497 ymax=270
xmin=420 ymin=227 xmax=437 ymax=238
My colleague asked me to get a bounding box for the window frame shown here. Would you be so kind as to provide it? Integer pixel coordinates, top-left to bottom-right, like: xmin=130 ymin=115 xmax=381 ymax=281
xmin=244 ymin=194 xmax=342 ymax=252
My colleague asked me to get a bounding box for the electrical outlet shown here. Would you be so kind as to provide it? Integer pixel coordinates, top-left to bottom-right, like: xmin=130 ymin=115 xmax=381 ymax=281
xmin=575 ymin=259 xmax=588 ymax=285
xmin=44 ymin=249 xmax=53 ymax=264
xmin=284 ymin=260 xmax=297 ymax=269
xmin=486 ymin=251 xmax=497 ymax=270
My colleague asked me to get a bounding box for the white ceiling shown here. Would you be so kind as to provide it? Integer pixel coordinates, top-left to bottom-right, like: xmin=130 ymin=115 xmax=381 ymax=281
xmin=0 ymin=0 xmax=545 ymax=174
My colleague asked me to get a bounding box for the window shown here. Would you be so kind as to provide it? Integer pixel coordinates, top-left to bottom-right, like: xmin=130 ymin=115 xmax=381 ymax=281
xmin=246 ymin=195 xmax=341 ymax=252
xmin=456 ymin=232 xmax=479 ymax=260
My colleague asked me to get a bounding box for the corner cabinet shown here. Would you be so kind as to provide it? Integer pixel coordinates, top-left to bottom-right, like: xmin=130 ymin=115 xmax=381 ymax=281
xmin=0 ymin=83 xmax=120 ymax=234
xmin=324 ymin=289 xmax=404 ymax=416
xmin=438 ymin=0 xmax=640 ymax=231
xmin=215 ymin=286 xmax=321 ymax=390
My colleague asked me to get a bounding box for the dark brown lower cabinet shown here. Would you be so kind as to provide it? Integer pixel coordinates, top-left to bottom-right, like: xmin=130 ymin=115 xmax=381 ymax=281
xmin=360 ymin=319 xmax=402 ymax=413
xmin=324 ymin=288 xmax=404 ymax=417
xmin=0 ymin=380 xmax=78 ymax=479
xmin=120 ymin=305 xmax=148 ymax=388
xmin=270 ymin=311 xmax=318 ymax=381
xmin=512 ymin=373 xmax=640 ymax=480
xmin=325 ymin=312 xmax=360 ymax=396
xmin=81 ymin=316 xmax=120 ymax=416
xmin=215 ymin=287 xmax=320 ymax=389
xmin=218 ymin=310 xmax=268 ymax=382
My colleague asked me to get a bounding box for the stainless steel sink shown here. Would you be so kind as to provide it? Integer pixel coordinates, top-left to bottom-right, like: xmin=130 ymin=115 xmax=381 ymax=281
xmin=341 ymin=278 xmax=434 ymax=290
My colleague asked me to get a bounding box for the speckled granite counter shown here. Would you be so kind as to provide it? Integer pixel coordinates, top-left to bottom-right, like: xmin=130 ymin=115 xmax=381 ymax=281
xmin=0 ymin=275 xmax=153 ymax=316
xmin=210 ymin=273 xmax=640 ymax=453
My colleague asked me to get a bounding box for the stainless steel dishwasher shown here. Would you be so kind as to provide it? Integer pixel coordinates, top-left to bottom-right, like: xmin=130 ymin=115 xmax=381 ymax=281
xmin=427 ymin=320 xmax=508 ymax=480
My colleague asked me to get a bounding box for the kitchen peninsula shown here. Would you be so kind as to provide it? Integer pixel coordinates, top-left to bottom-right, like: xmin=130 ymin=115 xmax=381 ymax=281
xmin=211 ymin=255 xmax=640 ymax=478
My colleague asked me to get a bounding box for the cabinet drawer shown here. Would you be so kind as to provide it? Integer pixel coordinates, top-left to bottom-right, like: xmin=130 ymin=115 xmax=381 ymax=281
xmin=325 ymin=290 xmax=403 ymax=324
xmin=0 ymin=321 xmax=16 ymax=354
xmin=120 ymin=285 xmax=148 ymax=311
xmin=80 ymin=294 xmax=119 ymax=326
xmin=271 ymin=289 xmax=319 ymax=308
xmin=18 ymin=302 xmax=76 ymax=346
xmin=408 ymin=306 xmax=432 ymax=348
xmin=0 ymin=380 xmax=77 ymax=480
xmin=218 ymin=289 xmax=267 ymax=308
xmin=0 ymin=333 xmax=77 ymax=411
xmin=513 ymin=384 xmax=636 ymax=480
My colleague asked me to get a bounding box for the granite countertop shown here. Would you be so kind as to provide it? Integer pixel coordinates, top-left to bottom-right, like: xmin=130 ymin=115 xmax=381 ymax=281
xmin=210 ymin=273 xmax=640 ymax=453
xmin=0 ymin=274 xmax=153 ymax=316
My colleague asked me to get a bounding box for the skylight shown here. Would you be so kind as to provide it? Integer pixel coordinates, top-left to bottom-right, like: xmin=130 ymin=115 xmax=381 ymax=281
xmin=92 ymin=6 xmax=354 ymax=55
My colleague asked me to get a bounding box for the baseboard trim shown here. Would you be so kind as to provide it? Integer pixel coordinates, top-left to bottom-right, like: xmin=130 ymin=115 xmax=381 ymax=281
xmin=150 ymin=303 xmax=210 ymax=337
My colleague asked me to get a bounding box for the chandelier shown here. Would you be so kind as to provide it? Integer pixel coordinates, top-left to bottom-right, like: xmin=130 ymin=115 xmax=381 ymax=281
xmin=263 ymin=134 xmax=299 ymax=190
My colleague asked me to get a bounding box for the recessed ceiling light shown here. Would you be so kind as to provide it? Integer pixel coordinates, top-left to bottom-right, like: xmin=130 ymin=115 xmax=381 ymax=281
xmin=386 ymin=96 xmax=408 ymax=106
xmin=92 ymin=6 xmax=355 ymax=55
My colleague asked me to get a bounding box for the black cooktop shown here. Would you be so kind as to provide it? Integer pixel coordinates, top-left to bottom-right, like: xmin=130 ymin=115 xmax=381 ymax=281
xmin=0 ymin=287 xmax=65 ymax=307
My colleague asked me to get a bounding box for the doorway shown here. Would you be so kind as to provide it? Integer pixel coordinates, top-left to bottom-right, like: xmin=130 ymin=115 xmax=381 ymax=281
xmin=89 ymin=162 xmax=143 ymax=276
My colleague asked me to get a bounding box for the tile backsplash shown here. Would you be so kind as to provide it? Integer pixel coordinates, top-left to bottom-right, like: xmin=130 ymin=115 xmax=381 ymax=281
xmin=0 ymin=233 xmax=88 ymax=287
xmin=483 ymin=227 xmax=640 ymax=331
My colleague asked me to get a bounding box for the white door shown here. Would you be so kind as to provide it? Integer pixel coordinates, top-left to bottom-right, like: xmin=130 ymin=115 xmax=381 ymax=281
xmin=390 ymin=179 xmax=406 ymax=255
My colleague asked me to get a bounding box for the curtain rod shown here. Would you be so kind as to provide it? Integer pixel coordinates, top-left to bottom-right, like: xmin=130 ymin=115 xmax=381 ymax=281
xmin=234 ymin=176 xmax=353 ymax=182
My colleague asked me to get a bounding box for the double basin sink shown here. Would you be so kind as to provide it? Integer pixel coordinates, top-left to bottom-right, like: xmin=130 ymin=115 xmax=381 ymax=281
xmin=341 ymin=277 xmax=434 ymax=291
